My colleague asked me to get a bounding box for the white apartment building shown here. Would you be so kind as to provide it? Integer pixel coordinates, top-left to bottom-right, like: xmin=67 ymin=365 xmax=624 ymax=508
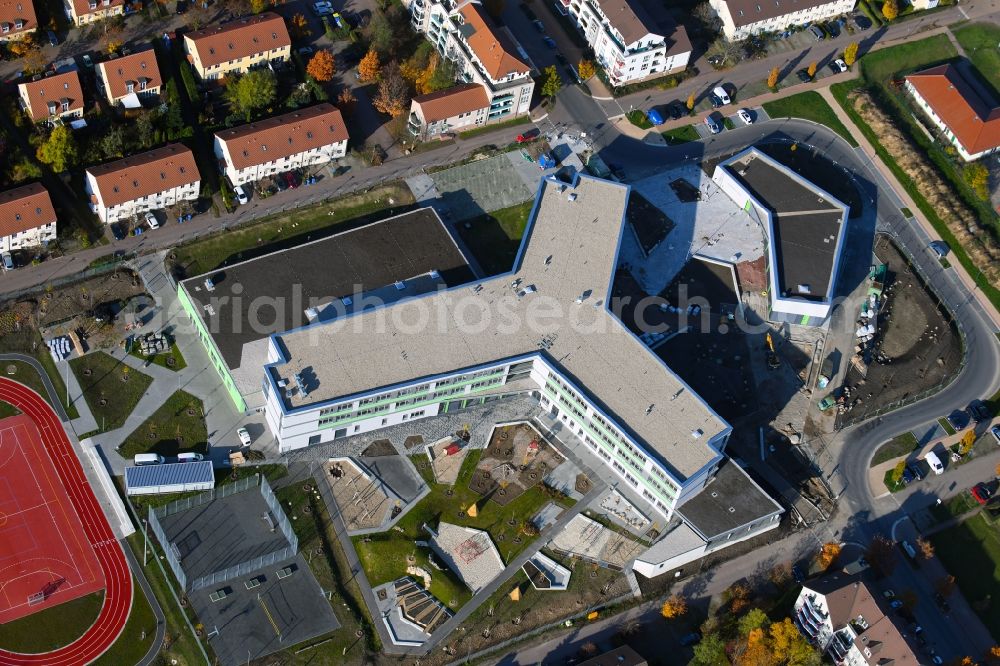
xmin=214 ymin=103 xmax=349 ymax=187
xmin=561 ymin=0 xmax=691 ymax=86
xmin=0 ymin=183 xmax=57 ymax=252
xmin=406 ymin=0 xmax=533 ymax=123
xmin=85 ymin=144 xmax=200 ymax=224
xmin=794 ymin=573 xmax=920 ymax=665
xmin=709 ymin=0 xmax=855 ymax=40
xmin=183 ymin=13 xmax=291 ymax=81
xmin=407 ymin=83 xmax=490 ymax=138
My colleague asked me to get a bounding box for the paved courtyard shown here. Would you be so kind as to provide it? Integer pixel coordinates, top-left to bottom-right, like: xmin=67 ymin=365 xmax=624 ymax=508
xmin=323 ymin=459 xmax=402 ymax=532
xmin=549 ymin=514 xmax=646 ymax=569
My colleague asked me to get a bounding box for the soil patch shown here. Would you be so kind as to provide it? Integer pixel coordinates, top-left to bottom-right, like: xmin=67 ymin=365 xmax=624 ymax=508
xmin=362 ymin=440 xmax=396 ymax=457
xmin=468 ymin=424 xmax=564 ymax=506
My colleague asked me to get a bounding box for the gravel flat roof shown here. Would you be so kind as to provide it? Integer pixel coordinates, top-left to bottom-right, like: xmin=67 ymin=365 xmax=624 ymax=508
xmin=676 ymin=461 xmax=782 ymax=539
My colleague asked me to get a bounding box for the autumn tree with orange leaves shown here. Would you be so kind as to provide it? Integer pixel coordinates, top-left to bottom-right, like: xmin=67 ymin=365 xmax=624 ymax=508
xmin=306 ymin=50 xmax=336 ymax=82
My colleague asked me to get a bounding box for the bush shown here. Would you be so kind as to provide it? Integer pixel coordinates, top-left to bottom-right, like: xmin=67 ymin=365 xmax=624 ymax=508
xmin=178 ymin=60 xmax=199 ymax=105
xmin=626 ymin=109 xmax=653 ymax=129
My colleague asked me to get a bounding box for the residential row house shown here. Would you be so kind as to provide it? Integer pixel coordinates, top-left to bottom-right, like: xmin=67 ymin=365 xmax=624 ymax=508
xmin=708 ymin=0 xmax=855 ymax=40
xmin=65 ymin=0 xmax=123 ymax=26
xmin=85 ymin=144 xmax=201 ymax=223
xmin=183 ymin=13 xmax=291 ymax=81
xmin=0 ymin=0 xmax=37 ymax=41
xmin=214 ymin=103 xmax=349 ymax=187
xmin=407 ymin=83 xmax=490 ymax=138
xmin=96 ymin=48 xmax=163 ymax=107
xmin=17 ymin=70 xmax=84 ymax=123
xmin=793 ymin=572 xmax=920 ymax=665
xmin=0 ymin=183 xmax=57 ymax=253
xmin=906 ymin=63 xmax=1000 ymax=162
xmin=404 ymin=0 xmax=534 ymax=131
xmin=562 ymin=0 xmax=691 ymax=86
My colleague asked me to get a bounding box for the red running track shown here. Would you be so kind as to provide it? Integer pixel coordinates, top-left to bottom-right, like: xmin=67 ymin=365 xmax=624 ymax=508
xmin=0 ymin=378 xmax=132 ymax=666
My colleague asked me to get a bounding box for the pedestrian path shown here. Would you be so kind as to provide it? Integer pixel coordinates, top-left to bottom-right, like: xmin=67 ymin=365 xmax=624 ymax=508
xmin=56 ymin=357 xmax=98 ymax=435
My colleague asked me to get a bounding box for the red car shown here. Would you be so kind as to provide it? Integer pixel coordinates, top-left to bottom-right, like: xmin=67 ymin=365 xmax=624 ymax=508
xmin=283 ymin=171 xmax=300 ymax=189
xmin=971 ymin=483 xmax=992 ymax=505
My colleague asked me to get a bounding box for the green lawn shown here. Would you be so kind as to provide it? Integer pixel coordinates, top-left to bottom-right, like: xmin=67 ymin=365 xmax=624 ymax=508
xmin=0 ymin=592 xmax=103 ymax=651
xmin=882 ymin=468 xmax=905 ymax=493
xmin=170 ymin=182 xmax=416 ymax=277
xmin=626 ymin=109 xmax=653 ymax=129
xmin=1 ymin=358 xmax=79 ymax=419
xmin=457 ymin=200 xmax=534 ymax=276
xmin=952 ymin=23 xmax=1000 ymax=91
xmin=762 ymin=91 xmax=859 ymax=147
xmin=457 ymin=115 xmax=530 ymax=139
xmin=871 ymin=431 xmax=918 ymax=467
xmin=931 ymin=513 xmax=1000 ymax=639
xmin=859 ymin=34 xmax=958 ymax=85
xmin=118 ymin=390 xmax=207 ymax=458
xmin=661 ymin=124 xmax=699 ymax=144
xmin=353 ymin=449 xmax=566 ymax=609
xmin=938 ymin=417 xmax=957 ymax=436
xmin=69 ymin=352 xmax=153 ymax=433
xmin=92 ymin=576 xmax=159 ymax=666
xmin=0 ymin=401 xmax=18 ymax=417
xmin=128 ymin=342 xmax=187 ymax=371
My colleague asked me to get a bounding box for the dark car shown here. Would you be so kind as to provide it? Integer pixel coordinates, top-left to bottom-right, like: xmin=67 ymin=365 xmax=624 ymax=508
xmin=709 ymin=93 xmax=723 ymax=108
xmin=792 ymin=564 xmax=805 ymax=583
xmin=555 ymin=52 xmax=568 ymax=65
xmin=543 ymin=36 xmax=557 ymax=49
xmin=946 ymin=409 xmax=971 ymax=431
xmin=668 ymin=102 xmax=683 ymax=120
xmin=969 ymin=400 xmax=990 ymax=423
xmin=679 ymin=631 xmax=702 ymax=646
xmin=853 ymin=14 xmax=872 ymax=30
xmin=907 ymin=464 xmax=923 ymax=481
xmin=934 ymin=592 xmax=951 ymax=612
xmin=274 ymin=176 xmax=288 ymax=192
xmin=176 ymin=0 xmax=187 ymax=12
xmin=902 ymin=467 xmax=915 ymax=485
xmin=47 ymin=30 xmax=58 ymax=46
xmin=110 ymin=223 xmax=126 ymax=241
xmin=825 ymin=20 xmax=841 ymax=37
xmin=797 ymin=68 xmax=812 ymax=82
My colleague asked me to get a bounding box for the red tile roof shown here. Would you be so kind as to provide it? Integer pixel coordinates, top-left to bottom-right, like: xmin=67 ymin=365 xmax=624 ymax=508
xmin=185 ymin=13 xmax=291 ymax=69
xmin=87 ymin=144 xmax=200 ymax=209
xmin=70 ymin=0 xmax=123 ymax=20
xmin=412 ymin=84 xmax=489 ymax=123
xmin=0 ymin=183 xmax=55 ymax=237
xmin=456 ymin=3 xmax=529 ymax=81
xmin=0 ymin=0 xmax=37 ymax=38
xmin=97 ymin=48 xmax=163 ymax=101
xmin=18 ymin=71 xmax=84 ymax=122
xmin=907 ymin=64 xmax=1000 ymax=156
xmin=215 ymin=103 xmax=348 ymax=170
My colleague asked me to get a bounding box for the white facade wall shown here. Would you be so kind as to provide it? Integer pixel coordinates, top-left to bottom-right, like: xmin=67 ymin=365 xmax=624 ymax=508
xmin=566 ymin=0 xmax=690 ymax=85
xmin=263 ymin=350 xmax=723 ymax=520
xmin=905 ymin=80 xmax=999 ymax=162
xmin=409 ymin=101 xmax=490 ymax=137
xmin=710 ymin=0 xmax=855 ymax=40
xmin=0 ymin=222 xmax=57 ymax=252
xmin=214 ymin=137 xmax=348 ymax=187
xmin=86 ymin=173 xmax=200 ymax=224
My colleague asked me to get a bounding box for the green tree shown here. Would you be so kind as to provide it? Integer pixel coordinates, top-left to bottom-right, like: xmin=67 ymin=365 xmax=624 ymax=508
xmin=369 ymin=11 xmax=395 ymax=56
xmin=36 ymin=126 xmax=78 ymax=173
xmin=882 ymin=0 xmax=898 ymax=20
xmin=135 ymin=108 xmax=159 ymax=148
xmin=965 ymin=162 xmax=990 ymax=201
xmin=844 ymin=42 xmax=859 ymax=67
xmin=891 ymin=460 xmax=906 ymax=484
xmin=541 ymin=65 xmax=562 ymax=98
xmin=225 ymin=69 xmax=277 ymax=121
xmin=738 ymin=607 xmax=770 ymax=636
xmin=691 ymin=633 xmax=728 ymax=665
xmin=426 ymin=57 xmax=457 ymax=92
xmin=100 ymin=125 xmax=126 ymax=159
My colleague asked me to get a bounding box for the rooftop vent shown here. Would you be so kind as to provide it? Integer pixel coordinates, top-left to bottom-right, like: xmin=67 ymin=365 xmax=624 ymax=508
xmin=796 ymin=284 xmax=811 ymax=294
xmin=691 ymin=429 xmax=703 ymax=439
xmin=204 ymin=278 xmax=215 ymax=291
xmin=304 ymin=307 xmax=319 ymax=321
xmin=394 ymin=280 xmax=406 ymax=291
xmin=567 ymin=193 xmax=577 ymax=202
xmin=341 ymin=295 xmax=353 ymax=306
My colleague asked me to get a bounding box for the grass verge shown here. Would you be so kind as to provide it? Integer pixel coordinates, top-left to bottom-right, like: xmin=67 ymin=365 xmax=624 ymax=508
xmin=92 ymin=574 xmax=159 ymax=666
xmin=0 ymin=359 xmax=77 ymax=417
xmin=69 ymin=352 xmax=153 ymax=433
xmin=456 ymin=200 xmax=534 ymax=275
xmin=882 ymin=469 xmax=905 ymax=493
xmin=931 ymin=512 xmax=1000 ymax=639
xmin=118 ymin=390 xmax=207 ymax=458
xmin=951 ymin=23 xmax=1000 ymax=92
xmin=458 ymin=115 xmax=530 ymax=139
xmin=938 ymin=417 xmax=957 ymax=436
xmin=661 ymin=124 xmax=699 ymax=144
xmin=762 ymin=91 xmax=858 ymax=147
xmin=871 ymin=431 xmax=918 ymax=467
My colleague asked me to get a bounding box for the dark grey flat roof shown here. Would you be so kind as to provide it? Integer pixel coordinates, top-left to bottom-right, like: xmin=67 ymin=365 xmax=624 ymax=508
xmin=677 ymin=460 xmax=782 ymax=539
xmin=191 ymin=554 xmax=340 ymax=666
xmin=724 ymin=154 xmax=844 ymax=301
xmin=181 ymin=209 xmax=474 ymax=369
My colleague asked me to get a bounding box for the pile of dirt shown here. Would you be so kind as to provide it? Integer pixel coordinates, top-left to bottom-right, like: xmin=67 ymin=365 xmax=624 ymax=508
xmin=848 ymin=89 xmax=1000 ymax=280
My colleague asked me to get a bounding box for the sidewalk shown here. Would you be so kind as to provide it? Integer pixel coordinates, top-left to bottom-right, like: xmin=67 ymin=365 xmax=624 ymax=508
xmin=816 ymin=85 xmax=1000 ymax=331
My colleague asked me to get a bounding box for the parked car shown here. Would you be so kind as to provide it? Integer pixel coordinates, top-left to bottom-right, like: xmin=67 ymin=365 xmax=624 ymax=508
xmin=901 ymin=467 xmax=915 ymax=485
xmin=924 ymin=450 xmax=944 ymax=475
xmin=882 ymin=589 xmax=895 ymax=598
xmin=992 ymin=424 xmax=1000 ymax=444
xmin=234 ymin=185 xmax=249 ymax=205
xmin=797 ymin=68 xmax=812 ymax=82
xmin=47 ymin=30 xmax=58 ymax=46
xmin=946 ymin=409 xmax=971 ymax=431
xmin=533 ymin=19 xmax=545 ymax=32
xmin=298 ymin=46 xmax=315 ymax=57
xmin=679 ymin=631 xmax=702 ymax=646
xmin=907 ymin=464 xmax=924 ymax=481
xmin=144 ymin=211 xmax=159 ymax=229
xmin=969 ymin=400 xmax=990 ymax=423
xmin=312 ymin=1 xmax=333 ymax=15
xmin=177 ymin=452 xmax=203 ymax=462
xmin=81 ymin=54 xmax=94 ymax=68
xmin=274 ymin=176 xmax=289 ymax=192
xmin=825 ymin=20 xmax=841 ymax=37
xmin=238 ymin=427 xmax=252 ymax=447
xmin=1 ymin=252 xmax=12 ymax=271
xmin=972 ymin=482 xmax=992 ymax=505
xmin=709 ymin=93 xmax=723 ymax=108
xmin=543 ymin=36 xmax=557 ymax=49
xmin=284 ymin=171 xmax=300 ymax=189
xmin=647 ymin=108 xmax=665 ymax=125
xmin=668 ymin=102 xmax=683 ymax=120
xmin=889 ymin=599 xmax=904 ymax=610
xmin=830 ymin=58 xmax=848 ymax=74
xmin=808 ymin=25 xmax=825 ymax=40
xmin=110 ymin=222 xmax=125 ymax=240
xmin=737 ymin=108 xmax=753 ymax=124
xmin=853 ymin=14 xmax=872 ymax=30
xmin=712 ymin=85 xmax=731 ymax=104
xmin=929 ymin=240 xmax=950 ymax=258
xmin=704 ymin=115 xmax=721 ymax=134
xmin=176 ymin=0 xmax=187 ymax=13
xmin=792 ymin=564 xmax=805 ymax=583
xmin=934 ymin=592 xmax=951 ymax=612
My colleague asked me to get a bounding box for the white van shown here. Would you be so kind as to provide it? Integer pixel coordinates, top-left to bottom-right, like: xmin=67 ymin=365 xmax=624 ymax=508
xmin=177 ymin=452 xmax=204 ymax=463
xmin=134 ymin=453 xmax=165 ymax=466
xmin=924 ymin=450 xmax=944 ymax=475
xmin=712 ymin=86 xmax=731 ymax=105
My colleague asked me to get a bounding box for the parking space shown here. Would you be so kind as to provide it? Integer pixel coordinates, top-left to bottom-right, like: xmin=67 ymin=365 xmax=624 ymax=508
xmin=503 ymin=0 xmax=585 ymax=83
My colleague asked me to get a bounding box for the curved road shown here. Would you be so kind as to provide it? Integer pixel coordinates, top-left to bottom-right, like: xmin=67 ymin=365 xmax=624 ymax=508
xmin=0 ymin=379 xmax=132 ymax=666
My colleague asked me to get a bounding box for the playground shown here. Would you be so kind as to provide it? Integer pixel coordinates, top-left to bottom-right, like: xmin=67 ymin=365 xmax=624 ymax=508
xmin=467 ymin=424 xmax=565 ymax=506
